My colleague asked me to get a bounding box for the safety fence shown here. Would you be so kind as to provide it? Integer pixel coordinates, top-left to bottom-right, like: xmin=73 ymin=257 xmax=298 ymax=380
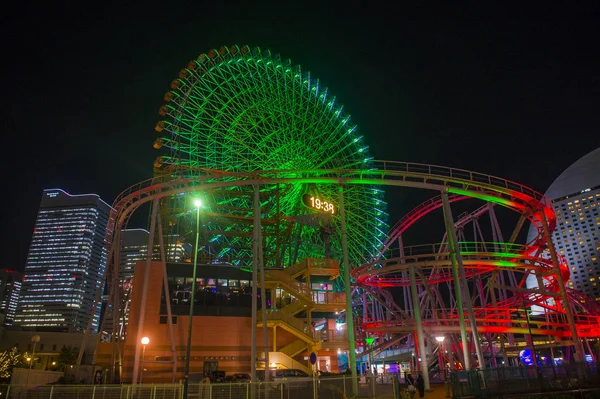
xmin=450 ymin=362 xmax=600 ymax=398
xmin=0 ymin=375 xmax=399 ymax=399
xmin=0 ymin=384 xmax=183 ymax=399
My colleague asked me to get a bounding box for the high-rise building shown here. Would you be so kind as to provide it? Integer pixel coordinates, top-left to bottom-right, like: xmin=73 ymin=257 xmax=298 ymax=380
xmin=101 ymin=229 xmax=191 ymax=338
xmin=120 ymin=229 xmax=192 ymax=282
xmin=14 ymin=189 xmax=113 ymax=332
xmin=0 ymin=269 xmax=23 ymax=326
xmin=527 ymin=147 xmax=600 ymax=303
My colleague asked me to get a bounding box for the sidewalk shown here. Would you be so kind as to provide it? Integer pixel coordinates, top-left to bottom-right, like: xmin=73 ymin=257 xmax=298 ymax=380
xmin=357 ymin=382 xmax=451 ymax=399
xmin=425 ymin=383 xmax=452 ymax=399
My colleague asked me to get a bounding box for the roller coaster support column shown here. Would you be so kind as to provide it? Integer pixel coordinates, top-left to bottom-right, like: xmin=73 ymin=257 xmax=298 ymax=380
xmin=132 ymin=198 xmax=159 ymax=385
xmin=409 ymin=264 xmax=430 ymax=389
xmin=339 ymin=185 xmax=358 ymax=397
xmin=540 ymin=212 xmax=584 ymax=362
xmin=251 ymin=190 xmax=259 ymax=383
xmin=441 ymin=192 xmax=470 ymax=369
xmin=255 ymin=184 xmax=270 ymax=382
xmin=441 ymin=192 xmax=485 ymax=371
xmin=156 ymin=213 xmax=178 ymax=382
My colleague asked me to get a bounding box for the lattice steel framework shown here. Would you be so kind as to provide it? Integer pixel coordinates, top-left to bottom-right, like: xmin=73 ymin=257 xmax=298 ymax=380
xmin=152 ymin=44 xmax=387 ymax=268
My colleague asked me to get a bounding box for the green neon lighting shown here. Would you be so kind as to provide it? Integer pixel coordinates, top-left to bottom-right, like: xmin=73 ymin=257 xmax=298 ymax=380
xmin=154 ymin=45 xmax=388 ymax=273
xmin=447 ymin=188 xmax=516 ymax=207
xmin=365 ymin=337 xmax=375 ymax=346
xmin=461 ymin=252 xmax=523 ymax=258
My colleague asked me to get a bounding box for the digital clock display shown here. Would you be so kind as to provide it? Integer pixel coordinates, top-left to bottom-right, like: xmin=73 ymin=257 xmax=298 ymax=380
xmin=302 ymin=194 xmax=335 ymax=214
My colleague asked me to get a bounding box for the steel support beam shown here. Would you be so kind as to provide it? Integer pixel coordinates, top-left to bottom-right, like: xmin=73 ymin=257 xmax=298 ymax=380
xmin=339 ymin=185 xmax=358 ymax=397
xmin=156 ymin=213 xmax=178 ymax=382
xmin=255 ymin=184 xmax=270 ymax=382
xmin=539 ymin=211 xmax=584 ymax=362
xmin=441 ymin=191 xmax=485 ymax=370
xmin=132 ymin=198 xmax=158 ymax=384
xmin=409 ymin=263 xmax=430 ymax=389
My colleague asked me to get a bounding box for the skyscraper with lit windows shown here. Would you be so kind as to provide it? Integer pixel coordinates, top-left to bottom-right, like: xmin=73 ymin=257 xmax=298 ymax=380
xmin=14 ymin=189 xmax=113 ymax=332
xmin=0 ymin=269 xmax=23 ymax=326
xmin=527 ymin=147 xmax=600 ymax=303
xmin=104 ymin=229 xmax=190 ymax=337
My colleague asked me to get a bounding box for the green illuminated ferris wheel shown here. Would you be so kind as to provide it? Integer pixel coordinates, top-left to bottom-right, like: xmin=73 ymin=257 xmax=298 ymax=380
xmin=153 ymin=45 xmax=387 ymax=269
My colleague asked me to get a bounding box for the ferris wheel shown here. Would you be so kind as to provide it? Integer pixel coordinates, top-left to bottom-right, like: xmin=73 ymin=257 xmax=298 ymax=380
xmin=152 ymin=45 xmax=387 ymax=269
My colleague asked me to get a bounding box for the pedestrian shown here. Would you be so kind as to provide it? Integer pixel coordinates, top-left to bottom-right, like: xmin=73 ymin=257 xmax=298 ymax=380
xmin=416 ymin=374 xmax=425 ymax=398
xmin=405 ymin=373 xmax=416 ymax=399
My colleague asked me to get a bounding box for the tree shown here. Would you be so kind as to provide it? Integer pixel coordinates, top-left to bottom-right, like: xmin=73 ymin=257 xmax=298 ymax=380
xmin=0 ymin=347 xmax=24 ymax=381
xmin=57 ymin=346 xmax=79 ymax=372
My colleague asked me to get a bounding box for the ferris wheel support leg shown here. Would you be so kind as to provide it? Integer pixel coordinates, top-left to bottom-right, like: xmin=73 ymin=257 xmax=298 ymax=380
xmin=409 ymin=263 xmax=430 ymax=389
xmin=539 ymin=212 xmax=584 ymax=362
xmin=338 ymin=185 xmax=359 ymax=397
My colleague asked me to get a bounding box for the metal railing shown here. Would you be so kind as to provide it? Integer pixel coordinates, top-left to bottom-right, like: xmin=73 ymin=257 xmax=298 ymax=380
xmin=313 ymin=292 xmax=346 ymax=306
xmin=450 ymin=362 xmax=600 ymax=398
xmin=2 ymin=384 xmax=182 ymax=399
xmin=2 ymin=375 xmax=400 ymax=399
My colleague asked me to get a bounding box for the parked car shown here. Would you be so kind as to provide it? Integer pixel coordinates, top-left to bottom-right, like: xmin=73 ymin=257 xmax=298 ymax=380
xmin=272 ymin=369 xmax=314 ymax=390
xmin=227 ymin=373 xmax=251 ymax=383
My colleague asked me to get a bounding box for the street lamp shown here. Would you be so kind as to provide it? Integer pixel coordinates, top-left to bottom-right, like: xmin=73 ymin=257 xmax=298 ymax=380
xmin=26 ymin=335 xmax=41 ymax=386
xmin=435 ymin=336 xmax=450 ymax=397
xmin=184 ymin=198 xmax=202 ymax=398
xmin=140 ymin=337 xmax=149 ymax=384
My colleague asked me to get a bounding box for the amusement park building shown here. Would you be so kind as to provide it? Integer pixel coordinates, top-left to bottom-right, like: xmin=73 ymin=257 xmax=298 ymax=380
xmin=14 ymin=189 xmax=112 ymax=332
xmin=527 ymin=147 xmax=600 ymax=303
xmin=112 ymin=259 xmax=348 ymax=383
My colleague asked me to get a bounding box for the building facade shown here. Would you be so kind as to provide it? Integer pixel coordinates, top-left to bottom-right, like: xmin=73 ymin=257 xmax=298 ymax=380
xmin=527 ymin=148 xmax=600 ymax=303
xmin=0 ymin=269 xmax=23 ymax=326
xmin=104 ymin=229 xmax=191 ymax=337
xmin=14 ymin=189 xmax=113 ymax=332
xmin=111 ymin=258 xmax=347 ymax=383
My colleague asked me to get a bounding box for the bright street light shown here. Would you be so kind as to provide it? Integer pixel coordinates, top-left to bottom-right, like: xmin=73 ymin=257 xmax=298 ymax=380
xmin=140 ymin=337 xmax=150 ymax=383
xmin=193 ymin=199 xmax=202 ymax=208
xmin=435 ymin=336 xmax=445 ymax=343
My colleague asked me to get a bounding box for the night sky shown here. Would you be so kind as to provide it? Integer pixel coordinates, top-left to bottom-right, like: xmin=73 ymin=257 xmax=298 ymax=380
xmin=3 ymin=2 xmax=599 ymax=270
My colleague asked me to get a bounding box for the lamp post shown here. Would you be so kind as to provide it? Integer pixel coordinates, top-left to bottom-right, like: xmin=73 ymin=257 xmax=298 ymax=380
xmin=436 ymin=336 xmax=450 ymax=397
xmin=140 ymin=337 xmax=149 ymax=384
xmin=184 ymin=199 xmax=202 ymax=398
xmin=26 ymin=335 xmax=41 ymax=386
xmin=435 ymin=336 xmax=445 ymax=373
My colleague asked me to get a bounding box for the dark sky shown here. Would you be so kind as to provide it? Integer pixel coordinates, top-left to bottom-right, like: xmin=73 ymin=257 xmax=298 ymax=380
xmin=2 ymin=2 xmax=599 ymax=270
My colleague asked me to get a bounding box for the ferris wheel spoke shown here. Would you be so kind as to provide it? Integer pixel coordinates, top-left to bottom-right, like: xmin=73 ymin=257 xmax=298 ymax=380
xmin=154 ymin=45 xmax=388 ymax=268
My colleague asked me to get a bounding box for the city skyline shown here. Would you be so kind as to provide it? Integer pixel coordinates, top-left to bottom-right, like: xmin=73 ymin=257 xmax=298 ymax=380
xmin=3 ymin=3 xmax=600 ymax=270
xmin=14 ymin=188 xmax=112 ymax=332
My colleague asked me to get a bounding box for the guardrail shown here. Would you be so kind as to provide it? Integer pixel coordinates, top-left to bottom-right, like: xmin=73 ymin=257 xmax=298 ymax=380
xmin=1 ymin=375 xmax=396 ymax=399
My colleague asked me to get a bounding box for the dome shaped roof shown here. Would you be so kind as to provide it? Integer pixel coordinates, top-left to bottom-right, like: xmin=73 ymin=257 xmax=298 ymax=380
xmin=545 ymin=147 xmax=600 ymax=200
xmin=525 ymin=146 xmax=600 ymax=245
